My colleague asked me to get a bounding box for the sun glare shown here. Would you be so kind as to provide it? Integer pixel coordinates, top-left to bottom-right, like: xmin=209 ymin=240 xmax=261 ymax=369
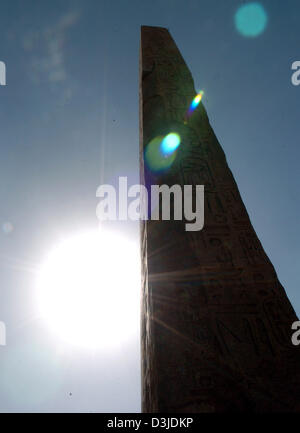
xmin=36 ymin=229 xmax=140 ymax=350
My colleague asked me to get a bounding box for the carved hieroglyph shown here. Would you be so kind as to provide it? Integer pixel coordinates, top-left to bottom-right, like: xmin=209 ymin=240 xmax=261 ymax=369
xmin=140 ymin=26 xmax=300 ymax=412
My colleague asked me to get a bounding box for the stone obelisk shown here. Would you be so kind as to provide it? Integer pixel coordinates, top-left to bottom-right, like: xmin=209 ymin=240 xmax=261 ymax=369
xmin=139 ymin=26 xmax=300 ymax=412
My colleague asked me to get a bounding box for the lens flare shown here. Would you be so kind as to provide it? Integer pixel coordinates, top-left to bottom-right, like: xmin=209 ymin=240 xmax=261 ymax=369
xmin=185 ymin=91 xmax=204 ymax=121
xmin=144 ymin=134 xmax=180 ymax=173
xmin=190 ymin=91 xmax=203 ymax=110
xmin=2 ymin=222 xmax=13 ymax=234
xmin=235 ymin=2 xmax=268 ymax=38
xmin=160 ymin=133 xmax=181 ymax=156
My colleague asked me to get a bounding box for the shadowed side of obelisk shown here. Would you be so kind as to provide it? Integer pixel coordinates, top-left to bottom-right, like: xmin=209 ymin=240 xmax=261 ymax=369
xmin=140 ymin=26 xmax=300 ymax=413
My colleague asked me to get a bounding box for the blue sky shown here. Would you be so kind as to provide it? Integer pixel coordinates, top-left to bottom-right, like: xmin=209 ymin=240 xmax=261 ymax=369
xmin=0 ymin=0 xmax=299 ymax=412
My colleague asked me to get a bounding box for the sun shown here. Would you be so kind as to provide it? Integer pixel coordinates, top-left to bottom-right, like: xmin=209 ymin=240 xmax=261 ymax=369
xmin=35 ymin=229 xmax=140 ymax=350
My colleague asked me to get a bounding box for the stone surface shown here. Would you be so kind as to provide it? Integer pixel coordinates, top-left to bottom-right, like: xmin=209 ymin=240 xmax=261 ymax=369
xmin=140 ymin=26 xmax=300 ymax=412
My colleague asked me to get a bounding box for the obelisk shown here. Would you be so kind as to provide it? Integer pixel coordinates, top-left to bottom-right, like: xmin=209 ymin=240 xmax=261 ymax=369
xmin=140 ymin=26 xmax=300 ymax=412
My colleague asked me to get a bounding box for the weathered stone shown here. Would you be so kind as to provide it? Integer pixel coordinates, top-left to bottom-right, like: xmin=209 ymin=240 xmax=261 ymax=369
xmin=140 ymin=26 xmax=300 ymax=412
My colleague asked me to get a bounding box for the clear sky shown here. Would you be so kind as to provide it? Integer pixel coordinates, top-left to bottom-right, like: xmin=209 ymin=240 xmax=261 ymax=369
xmin=0 ymin=0 xmax=299 ymax=412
